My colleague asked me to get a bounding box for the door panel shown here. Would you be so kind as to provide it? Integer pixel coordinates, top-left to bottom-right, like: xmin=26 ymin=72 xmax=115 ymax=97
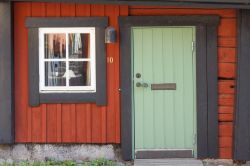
xmin=133 ymin=27 xmax=196 ymax=155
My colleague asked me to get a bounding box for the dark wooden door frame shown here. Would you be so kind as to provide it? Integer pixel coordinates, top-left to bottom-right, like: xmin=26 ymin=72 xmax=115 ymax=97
xmin=234 ymin=9 xmax=250 ymax=161
xmin=119 ymin=16 xmax=220 ymax=160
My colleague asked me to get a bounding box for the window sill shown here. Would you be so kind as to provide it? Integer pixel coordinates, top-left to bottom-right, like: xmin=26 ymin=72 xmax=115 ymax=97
xmin=39 ymin=93 xmax=97 ymax=104
xmin=39 ymin=90 xmax=96 ymax=93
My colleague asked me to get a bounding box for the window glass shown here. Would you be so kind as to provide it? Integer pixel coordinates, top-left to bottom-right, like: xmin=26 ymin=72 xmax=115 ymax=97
xmin=68 ymin=33 xmax=90 ymax=59
xmin=69 ymin=61 xmax=90 ymax=86
xmin=45 ymin=61 xmax=66 ymax=86
xmin=44 ymin=34 xmax=66 ymax=59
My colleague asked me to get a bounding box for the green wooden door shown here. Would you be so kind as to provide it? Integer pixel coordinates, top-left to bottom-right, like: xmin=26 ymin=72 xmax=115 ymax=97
xmin=132 ymin=27 xmax=197 ymax=157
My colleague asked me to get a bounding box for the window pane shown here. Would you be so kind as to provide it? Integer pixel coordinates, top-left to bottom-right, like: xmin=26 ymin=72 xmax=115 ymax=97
xmin=68 ymin=33 xmax=90 ymax=59
xmin=45 ymin=61 xmax=66 ymax=86
xmin=45 ymin=34 xmax=66 ymax=59
xmin=69 ymin=61 xmax=91 ymax=86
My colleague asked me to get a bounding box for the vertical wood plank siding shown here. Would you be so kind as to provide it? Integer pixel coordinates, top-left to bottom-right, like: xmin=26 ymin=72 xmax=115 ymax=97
xmin=14 ymin=2 xmax=126 ymax=144
xmin=14 ymin=3 xmax=236 ymax=159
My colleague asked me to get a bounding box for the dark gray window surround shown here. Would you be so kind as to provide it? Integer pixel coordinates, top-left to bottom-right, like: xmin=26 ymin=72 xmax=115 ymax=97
xmin=119 ymin=16 xmax=220 ymax=160
xmin=26 ymin=17 xmax=108 ymax=106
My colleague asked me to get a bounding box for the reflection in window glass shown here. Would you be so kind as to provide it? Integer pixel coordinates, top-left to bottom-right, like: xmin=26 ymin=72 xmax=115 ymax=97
xmin=40 ymin=28 xmax=96 ymax=92
xmin=68 ymin=33 xmax=90 ymax=59
xmin=69 ymin=61 xmax=91 ymax=86
xmin=45 ymin=61 xmax=66 ymax=86
xmin=45 ymin=34 xmax=66 ymax=59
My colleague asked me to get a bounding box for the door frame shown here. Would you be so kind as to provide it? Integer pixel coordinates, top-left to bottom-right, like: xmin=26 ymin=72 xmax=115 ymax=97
xmin=119 ymin=16 xmax=220 ymax=160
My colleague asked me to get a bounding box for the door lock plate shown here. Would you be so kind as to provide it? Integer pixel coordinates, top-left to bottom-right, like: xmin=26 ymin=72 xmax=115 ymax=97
xmin=151 ymin=83 xmax=176 ymax=90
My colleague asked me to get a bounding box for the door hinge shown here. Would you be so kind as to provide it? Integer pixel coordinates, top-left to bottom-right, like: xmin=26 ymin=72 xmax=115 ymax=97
xmin=192 ymin=41 xmax=196 ymax=52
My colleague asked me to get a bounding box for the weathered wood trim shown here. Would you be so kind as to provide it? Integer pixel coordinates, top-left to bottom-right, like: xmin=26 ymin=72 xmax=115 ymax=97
xmin=119 ymin=16 xmax=220 ymax=27
xmin=6 ymin=0 xmax=250 ymax=9
xmin=0 ymin=2 xmax=14 ymax=144
xmin=234 ymin=9 xmax=250 ymax=161
xmin=28 ymin=28 xmax=40 ymax=106
xmin=196 ymin=25 xmax=208 ymax=158
xmin=135 ymin=150 xmax=193 ymax=159
xmin=119 ymin=16 xmax=219 ymax=160
xmin=27 ymin=17 xmax=108 ymax=106
xmin=26 ymin=17 xmax=108 ymax=28
xmin=40 ymin=93 xmax=96 ymax=103
xmin=95 ymin=27 xmax=107 ymax=105
xmin=207 ymin=25 xmax=219 ymax=158
xmin=120 ymin=26 xmax=133 ymax=160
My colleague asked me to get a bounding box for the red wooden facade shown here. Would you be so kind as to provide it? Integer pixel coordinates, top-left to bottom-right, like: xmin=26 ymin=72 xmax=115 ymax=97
xmin=14 ymin=2 xmax=236 ymax=159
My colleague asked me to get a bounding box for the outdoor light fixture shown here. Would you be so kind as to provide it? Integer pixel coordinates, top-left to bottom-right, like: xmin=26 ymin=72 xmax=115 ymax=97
xmin=105 ymin=26 xmax=116 ymax=43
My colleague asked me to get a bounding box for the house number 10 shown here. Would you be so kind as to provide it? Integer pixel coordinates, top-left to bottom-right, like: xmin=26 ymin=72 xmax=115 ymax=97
xmin=107 ymin=57 xmax=114 ymax=64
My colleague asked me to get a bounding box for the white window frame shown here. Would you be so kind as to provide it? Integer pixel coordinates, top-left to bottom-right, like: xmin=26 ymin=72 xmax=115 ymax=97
xmin=39 ymin=27 xmax=96 ymax=93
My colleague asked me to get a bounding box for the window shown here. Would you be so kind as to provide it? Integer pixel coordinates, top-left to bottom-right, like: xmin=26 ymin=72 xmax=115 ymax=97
xmin=39 ymin=28 xmax=96 ymax=93
xmin=26 ymin=17 xmax=108 ymax=106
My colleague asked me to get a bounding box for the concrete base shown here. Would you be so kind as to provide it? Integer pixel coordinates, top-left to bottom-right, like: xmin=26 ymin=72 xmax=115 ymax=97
xmin=203 ymin=159 xmax=234 ymax=166
xmin=135 ymin=159 xmax=236 ymax=166
xmin=243 ymin=161 xmax=250 ymax=166
xmin=134 ymin=159 xmax=203 ymax=166
xmin=0 ymin=144 xmax=120 ymax=162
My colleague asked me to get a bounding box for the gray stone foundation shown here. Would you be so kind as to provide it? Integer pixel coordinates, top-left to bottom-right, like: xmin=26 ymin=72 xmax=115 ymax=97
xmin=0 ymin=144 xmax=121 ymax=162
xmin=0 ymin=145 xmax=242 ymax=165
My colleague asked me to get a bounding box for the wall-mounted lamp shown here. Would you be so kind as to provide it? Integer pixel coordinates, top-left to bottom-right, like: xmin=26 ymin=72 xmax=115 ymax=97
xmin=105 ymin=26 xmax=116 ymax=43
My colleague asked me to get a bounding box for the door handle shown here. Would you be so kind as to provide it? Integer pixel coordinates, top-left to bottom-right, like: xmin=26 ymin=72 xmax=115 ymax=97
xmin=136 ymin=82 xmax=148 ymax=88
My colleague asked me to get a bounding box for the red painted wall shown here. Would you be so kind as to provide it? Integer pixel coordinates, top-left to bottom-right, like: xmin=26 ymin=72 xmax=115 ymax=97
xmin=14 ymin=3 xmax=236 ymax=159
xmin=14 ymin=2 xmax=128 ymax=144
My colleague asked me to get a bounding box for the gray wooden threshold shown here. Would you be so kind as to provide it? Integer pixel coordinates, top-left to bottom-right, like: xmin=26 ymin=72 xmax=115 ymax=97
xmin=134 ymin=159 xmax=203 ymax=166
xmin=135 ymin=149 xmax=193 ymax=159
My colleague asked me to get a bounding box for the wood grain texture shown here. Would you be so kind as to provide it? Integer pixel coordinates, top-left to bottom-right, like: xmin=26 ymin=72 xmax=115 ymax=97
xmin=220 ymin=147 xmax=232 ymax=158
xmin=30 ymin=2 xmax=46 ymax=143
xmin=219 ymin=114 xmax=233 ymax=122
xmin=218 ymin=80 xmax=235 ymax=94
xmin=219 ymin=94 xmax=235 ymax=106
xmin=218 ymin=19 xmax=237 ymax=37
xmin=219 ymin=137 xmax=232 ymax=148
xmin=105 ymin=5 xmax=119 ymax=143
xmin=90 ymin=4 xmax=104 ymax=143
xmin=218 ymin=48 xmax=236 ymax=63
xmin=218 ymin=37 xmax=236 ymax=47
xmin=133 ymin=27 xmax=196 ymax=151
xmin=218 ymin=63 xmax=236 ymax=79
xmin=45 ymin=3 xmax=61 ymax=143
xmin=219 ymin=106 xmax=234 ymax=114
xmin=219 ymin=123 xmax=233 ymax=137
xmin=14 ymin=2 xmax=31 ymax=143
xmin=60 ymin=3 xmax=77 ymax=143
